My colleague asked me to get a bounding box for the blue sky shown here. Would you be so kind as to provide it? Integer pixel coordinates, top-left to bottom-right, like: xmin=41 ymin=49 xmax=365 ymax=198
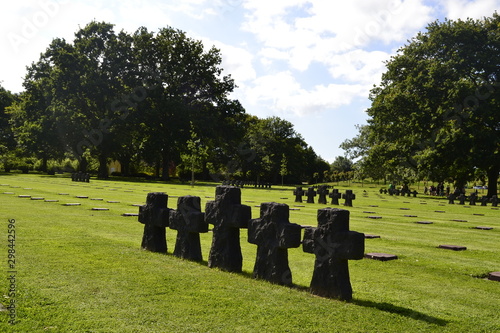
xmin=1 ymin=0 xmax=499 ymax=162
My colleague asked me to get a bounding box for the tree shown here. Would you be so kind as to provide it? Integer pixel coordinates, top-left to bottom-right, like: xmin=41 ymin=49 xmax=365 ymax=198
xmin=0 ymin=85 xmax=15 ymax=157
xmin=358 ymin=14 xmax=500 ymax=196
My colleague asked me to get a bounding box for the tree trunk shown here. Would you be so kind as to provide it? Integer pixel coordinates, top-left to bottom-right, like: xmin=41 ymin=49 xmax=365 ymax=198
xmin=486 ymin=165 xmax=499 ymax=197
xmin=98 ymin=155 xmax=109 ymax=179
xmin=79 ymin=156 xmax=88 ymax=173
xmin=161 ymin=151 xmax=170 ymax=181
xmin=120 ymin=158 xmax=130 ymax=177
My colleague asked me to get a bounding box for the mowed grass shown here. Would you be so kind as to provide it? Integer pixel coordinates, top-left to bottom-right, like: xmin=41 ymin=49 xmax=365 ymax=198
xmin=0 ymin=174 xmax=499 ymax=332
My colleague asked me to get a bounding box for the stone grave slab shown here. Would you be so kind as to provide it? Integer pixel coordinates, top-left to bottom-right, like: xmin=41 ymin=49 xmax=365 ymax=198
xmin=44 ymin=200 xmax=59 ymax=202
xmin=473 ymin=226 xmax=493 ymax=230
xmin=435 ymin=210 xmax=445 ymax=213
xmin=451 ymin=219 xmax=468 ymax=222
xmin=248 ymin=202 xmax=302 ymax=285
xmin=3 ymin=192 xmax=14 ymax=195
xmin=404 ymin=215 xmax=417 ymax=217
xmin=122 ymin=213 xmax=139 ymax=217
xmin=63 ymin=203 xmax=81 ymax=206
xmin=365 ymin=253 xmax=398 ymax=261
xmin=438 ymin=245 xmax=466 ymax=251
xmin=365 ymin=234 xmax=381 ymax=239
xmin=415 ymin=221 xmax=433 ymax=224
xmin=18 ymin=195 xmax=31 ymax=198
xmin=31 ymin=197 xmax=44 ymax=200
xmin=488 ymin=272 xmax=500 ymax=282
xmin=91 ymin=208 xmax=109 ymax=211
xmin=367 ymin=216 xmax=382 ymax=219
xmin=107 ymin=200 xmax=120 ymax=203
xmin=91 ymin=198 xmax=104 ymax=201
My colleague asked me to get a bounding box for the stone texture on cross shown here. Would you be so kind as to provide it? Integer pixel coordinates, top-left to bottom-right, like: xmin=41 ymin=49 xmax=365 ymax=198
xmin=205 ymin=186 xmax=251 ymax=272
xmin=342 ymin=190 xmax=356 ymax=207
xmin=480 ymin=196 xmax=489 ymax=206
xmin=293 ymin=186 xmax=304 ymax=203
xmin=306 ymin=187 xmax=317 ymax=203
xmin=491 ymin=195 xmax=499 ymax=207
xmin=303 ymin=208 xmax=365 ymax=301
xmin=448 ymin=193 xmax=456 ymax=204
xmin=329 ymin=189 xmax=341 ymax=205
xmin=469 ymin=193 xmax=478 ymax=205
xmin=458 ymin=194 xmax=466 ymax=205
xmin=138 ymin=192 xmax=172 ymax=253
xmin=248 ymin=202 xmax=302 ymax=286
xmin=317 ymin=185 xmax=329 ymax=204
xmin=169 ymin=195 xmax=208 ymax=261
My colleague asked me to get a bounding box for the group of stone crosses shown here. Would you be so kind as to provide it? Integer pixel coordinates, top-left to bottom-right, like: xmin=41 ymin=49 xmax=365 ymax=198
xmin=293 ymin=185 xmax=356 ymax=207
xmin=138 ymin=185 xmax=365 ymax=301
xmin=71 ymin=171 xmax=90 ymax=182
xmin=447 ymin=192 xmax=499 ymax=206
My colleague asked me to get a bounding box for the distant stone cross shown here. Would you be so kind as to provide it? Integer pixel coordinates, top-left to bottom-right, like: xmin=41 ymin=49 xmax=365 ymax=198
xmin=342 ymin=190 xmax=356 ymax=207
xmin=306 ymin=187 xmax=317 ymax=203
xmin=469 ymin=193 xmax=478 ymax=205
xmin=458 ymin=194 xmax=467 ymax=205
xmin=248 ymin=202 xmax=302 ymax=286
xmin=205 ymin=186 xmax=251 ymax=272
xmin=480 ymin=196 xmax=489 ymax=206
xmin=169 ymin=196 xmax=208 ymax=261
xmin=317 ymin=185 xmax=329 ymax=204
xmin=138 ymin=192 xmax=172 ymax=253
xmin=329 ymin=189 xmax=341 ymax=205
xmin=491 ymin=195 xmax=499 ymax=207
xmin=293 ymin=186 xmax=304 ymax=203
xmin=448 ymin=193 xmax=456 ymax=204
xmin=302 ymin=208 xmax=365 ymax=301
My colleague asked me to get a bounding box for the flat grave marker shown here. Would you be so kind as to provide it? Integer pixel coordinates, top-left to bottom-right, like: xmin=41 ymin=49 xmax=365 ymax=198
xmin=365 ymin=234 xmax=381 ymax=239
xmin=415 ymin=221 xmax=433 ymax=224
xmin=473 ymin=226 xmax=493 ymax=230
xmin=438 ymin=245 xmax=467 ymax=251
xmin=365 ymin=253 xmax=398 ymax=261
xmin=488 ymin=272 xmax=500 ymax=282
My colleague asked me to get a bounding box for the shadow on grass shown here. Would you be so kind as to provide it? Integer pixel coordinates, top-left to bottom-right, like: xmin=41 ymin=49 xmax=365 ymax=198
xmin=351 ymin=299 xmax=449 ymax=326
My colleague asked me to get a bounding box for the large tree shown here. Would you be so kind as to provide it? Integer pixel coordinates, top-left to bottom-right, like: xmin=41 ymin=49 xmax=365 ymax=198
xmin=360 ymin=13 xmax=500 ymax=196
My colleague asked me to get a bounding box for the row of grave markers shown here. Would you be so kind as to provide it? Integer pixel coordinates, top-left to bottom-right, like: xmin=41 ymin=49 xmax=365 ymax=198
xmin=293 ymin=186 xmax=356 ymax=206
xmin=138 ymin=185 xmax=365 ymax=301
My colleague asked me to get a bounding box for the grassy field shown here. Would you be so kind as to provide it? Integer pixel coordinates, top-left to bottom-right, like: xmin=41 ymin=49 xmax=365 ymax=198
xmin=0 ymin=173 xmax=499 ymax=332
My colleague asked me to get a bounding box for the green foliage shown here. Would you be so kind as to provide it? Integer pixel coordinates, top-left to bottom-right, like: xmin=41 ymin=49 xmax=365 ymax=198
xmin=347 ymin=13 xmax=500 ymax=195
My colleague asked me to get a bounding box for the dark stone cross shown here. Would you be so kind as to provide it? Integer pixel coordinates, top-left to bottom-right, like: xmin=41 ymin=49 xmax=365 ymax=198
xmin=248 ymin=202 xmax=302 ymax=286
xmin=342 ymin=190 xmax=356 ymax=207
xmin=293 ymin=186 xmax=304 ymax=203
xmin=329 ymin=189 xmax=341 ymax=205
xmin=458 ymin=194 xmax=467 ymax=205
xmin=138 ymin=192 xmax=172 ymax=253
xmin=480 ymin=196 xmax=489 ymax=206
xmin=447 ymin=193 xmax=456 ymax=204
xmin=306 ymin=187 xmax=317 ymax=203
xmin=317 ymin=185 xmax=329 ymax=204
xmin=469 ymin=193 xmax=478 ymax=205
xmin=169 ymin=195 xmax=208 ymax=262
xmin=302 ymin=208 xmax=365 ymax=301
xmin=491 ymin=195 xmax=499 ymax=207
xmin=205 ymin=186 xmax=251 ymax=272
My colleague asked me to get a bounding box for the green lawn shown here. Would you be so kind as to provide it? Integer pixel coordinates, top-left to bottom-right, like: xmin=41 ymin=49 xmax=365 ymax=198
xmin=0 ymin=174 xmax=499 ymax=332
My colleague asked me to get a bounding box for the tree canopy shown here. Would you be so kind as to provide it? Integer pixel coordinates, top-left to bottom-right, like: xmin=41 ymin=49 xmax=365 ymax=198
xmin=2 ymin=21 xmax=327 ymax=184
xmin=346 ymin=13 xmax=500 ymax=196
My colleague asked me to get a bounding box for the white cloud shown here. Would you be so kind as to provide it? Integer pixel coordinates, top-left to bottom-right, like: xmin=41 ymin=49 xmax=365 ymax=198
xmin=442 ymin=0 xmax=500 ymax=20
xmin=244 ymin=71 xmax=366 ymax=116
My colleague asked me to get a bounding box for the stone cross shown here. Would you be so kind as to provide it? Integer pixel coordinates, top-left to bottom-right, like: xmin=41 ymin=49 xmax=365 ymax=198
xmin=138 ymin=192 xmax=172 ymax=253
xmin=481 ymin=196 xmax=489 ymax=206
xmin=205 ymin=186 xmax=251 ymax=272
xmin=458 ymin=194 xmax=467 ymax=205
xmin=329 ymin=189 xmax=341 ymax=205
xmin=317 ymin=185 xmax=329 ymax=204
xmin=447 ymin=193 xmax=456 ymax=204
xmin=306 ymin=187 xmax=317 ymax=203
xmin=248 ymin=202 xmax=302 ymax=286
xmin=491 ymin=195 xmax=499 ymax=207
xmin=169 ymin=195 xmax=208 ymax=262
xmin=293 ymin=186 xmax=304 ymax=203
xmin=302 ymin=208 xmax=365 ymax=301
xmin=469 ymin=193 xmax=477 ymax=205
xmin=342 ymin=190 xmax=356 ymax=207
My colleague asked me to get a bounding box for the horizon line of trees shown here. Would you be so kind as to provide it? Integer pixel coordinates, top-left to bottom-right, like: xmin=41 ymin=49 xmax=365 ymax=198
xmin=0 ymin=21 xmax=330 ymax=184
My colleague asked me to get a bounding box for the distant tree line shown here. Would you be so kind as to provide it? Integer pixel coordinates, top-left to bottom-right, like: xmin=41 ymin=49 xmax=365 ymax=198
xmin=0 ymin=21 xmax=329 ymax=184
